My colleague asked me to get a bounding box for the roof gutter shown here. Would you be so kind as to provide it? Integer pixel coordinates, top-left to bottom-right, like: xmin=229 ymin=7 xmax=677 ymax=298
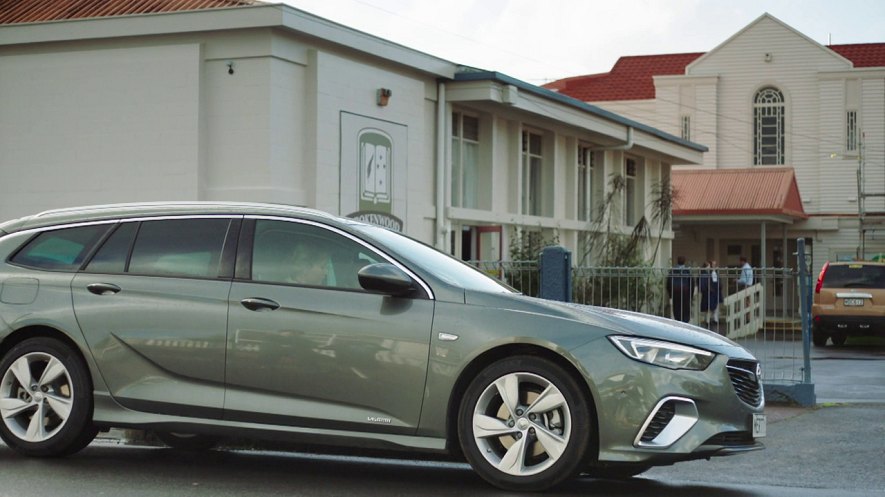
xmin=593 ymin=126 xmax=634 ymax=151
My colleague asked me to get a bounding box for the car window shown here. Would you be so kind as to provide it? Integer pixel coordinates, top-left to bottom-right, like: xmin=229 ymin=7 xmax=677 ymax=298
xmin=127 ymin=219 xmax=231 ymax=278
xmin=251 ymin=220 xmax=380 ymax=289
xmin=823 ymin=264 xmax=885 ymax=289
xmin=10 ymin=224 xmax=111 ymax=271
xmin=84 ymin=222 xmax=138 ymax=274
xmin=351 ymin=224 xmax=514 ymax=294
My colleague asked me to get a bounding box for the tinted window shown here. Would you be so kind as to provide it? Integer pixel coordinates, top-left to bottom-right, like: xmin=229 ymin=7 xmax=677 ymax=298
xmin=85 ymin=222 xmax=138 ymax=274
xmin=252 ymin=220 xmax=379 ymax=289
xmin=11 ymin=224 xmax=111 ymax=271
xmin=823 ymin=264 xmax=885 ymax=289
xmin=128 ymin=219 xmax=231 ymax=278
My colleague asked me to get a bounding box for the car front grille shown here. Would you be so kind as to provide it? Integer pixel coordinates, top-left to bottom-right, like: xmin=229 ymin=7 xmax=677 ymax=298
xmin=639 ymin=400 xmax=676 ymax=443
xmin=726 ymin=359 xmax=763 ymax=407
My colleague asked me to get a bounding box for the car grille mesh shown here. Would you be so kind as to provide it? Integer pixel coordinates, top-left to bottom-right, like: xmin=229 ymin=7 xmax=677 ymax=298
xmin=727 ymin=359 xmax=763 ymax=407
xmin=639 ymin=400 xmax=676 ymax=442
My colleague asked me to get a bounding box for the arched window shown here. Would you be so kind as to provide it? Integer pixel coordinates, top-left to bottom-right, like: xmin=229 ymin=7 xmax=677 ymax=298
xmin=753 ymin=87 xmax=785 ymax=165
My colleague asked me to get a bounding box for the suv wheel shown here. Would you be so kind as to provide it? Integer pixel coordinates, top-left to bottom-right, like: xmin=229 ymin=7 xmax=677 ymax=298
xmin=812 ymin=329 xmax=828 ymax=347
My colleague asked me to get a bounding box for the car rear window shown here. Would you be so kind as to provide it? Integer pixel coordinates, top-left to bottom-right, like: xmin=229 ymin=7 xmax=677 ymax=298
xmin=10 ymin=224 xmax=111 ymax=271
xmin=822 ymin=264 xmax=885 ymax=289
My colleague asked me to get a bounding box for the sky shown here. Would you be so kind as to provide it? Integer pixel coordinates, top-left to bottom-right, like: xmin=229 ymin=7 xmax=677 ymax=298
xmin=279 ymin=0 xmax=885 ymax=85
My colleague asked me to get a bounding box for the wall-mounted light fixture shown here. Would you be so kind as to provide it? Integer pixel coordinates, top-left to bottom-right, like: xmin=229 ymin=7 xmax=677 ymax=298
xmin=226 ymin=61 xmax=235 ymax=75
xmin=764 ymin=52 xmax=773 ymax=63
xmin=377 ymin=88 xmax=392 ymax=106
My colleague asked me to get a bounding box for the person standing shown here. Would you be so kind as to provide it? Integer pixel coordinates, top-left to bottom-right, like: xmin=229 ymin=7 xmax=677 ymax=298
xmin=699 ymin=260 xmax=721 ymax=326
xmin=667 ymin=255 xmax=695 ymax=323
xmin=737 ymin=255 xmax=754 ymax=290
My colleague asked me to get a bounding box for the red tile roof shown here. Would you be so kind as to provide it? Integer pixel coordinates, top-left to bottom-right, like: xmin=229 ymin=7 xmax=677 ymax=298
xmin=544 ymin=53 xmax=704 ymax=101
xmin=828 ymin=43 xmax=885 ymax=67
xmin=547 ymin=44 xmax=885 ymax=102
xmin=0 ymin=0 xmax=260 ymax=24
xmin=672 ymin=167 xmax=807 ymax=220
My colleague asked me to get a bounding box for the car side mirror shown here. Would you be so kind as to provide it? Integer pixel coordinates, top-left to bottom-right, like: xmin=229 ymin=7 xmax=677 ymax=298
xmin=357 ymin=263 xmax=417 ymax=296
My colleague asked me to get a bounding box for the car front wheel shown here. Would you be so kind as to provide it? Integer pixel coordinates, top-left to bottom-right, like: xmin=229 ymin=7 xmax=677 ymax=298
xmin=0 ymin=337 xmax=98 ymax=456
xmin=458 ymin=356 xmax=592 ymax=491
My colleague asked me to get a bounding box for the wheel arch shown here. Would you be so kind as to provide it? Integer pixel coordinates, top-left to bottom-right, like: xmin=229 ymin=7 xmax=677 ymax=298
xmin=1 ymin=325 xmax=93 ymax=383
xmin=445 ymin=343 xmax=599 ymax=461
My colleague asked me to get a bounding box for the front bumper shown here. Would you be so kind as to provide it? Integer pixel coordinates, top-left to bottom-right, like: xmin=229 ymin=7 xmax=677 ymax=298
xmin=572 ymin=340 xmax=765 ymax=465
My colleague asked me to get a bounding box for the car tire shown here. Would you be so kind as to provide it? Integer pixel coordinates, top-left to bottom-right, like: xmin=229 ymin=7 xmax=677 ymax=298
xmin=0 ymin=337 xmax=98 ymax=457
xmin=155 ymin=431 xmax=219 ymax=451
xmin=830 ymin=333 xmax=847 ymax=347
xmin=812 ymin=329 xmax=828 ymax=347
xmin=458 ymin=356 xmax=592 ymax=491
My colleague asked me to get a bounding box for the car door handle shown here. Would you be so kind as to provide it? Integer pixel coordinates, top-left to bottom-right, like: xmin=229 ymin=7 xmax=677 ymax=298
xmin=86 ymin=283 xmax=121 ymax=295
xmin=240 ymin=297 xmax=280 ymax=312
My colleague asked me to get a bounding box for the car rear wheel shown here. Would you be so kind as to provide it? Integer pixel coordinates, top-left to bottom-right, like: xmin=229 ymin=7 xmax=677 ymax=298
xmin=458 ymin=356 xmax=592 ymax=491
xmin=812 ymin=329 xmax=828 ymax=347
xmin=0 ymin=337 xmax=98 ymax=456
xmin=830 ymin=333 xmax=847 ymax=347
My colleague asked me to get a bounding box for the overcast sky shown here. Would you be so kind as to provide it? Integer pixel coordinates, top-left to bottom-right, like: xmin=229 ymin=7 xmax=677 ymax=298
xmin=279 ymin=0 xmax=885 ymax=84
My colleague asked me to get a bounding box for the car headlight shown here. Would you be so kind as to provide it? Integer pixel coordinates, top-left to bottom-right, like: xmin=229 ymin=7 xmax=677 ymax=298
xmin=609 ymin=336 xmax=715 ymax=370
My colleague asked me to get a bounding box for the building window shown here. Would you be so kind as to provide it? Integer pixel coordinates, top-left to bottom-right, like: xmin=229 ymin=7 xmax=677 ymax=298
xmin=753 ymin=87 xmax=785 ymax=165
xmin=522 ymin=130 xmax=543 ymax=216
xmin=625 ymin=158 xmax=637 ymax=226
xmin=681 ymin=115 xmax=691 ymax=141
xmin=452 ymin=112 xmax=479 ymax=208
xmin=846 ymin=110 xmax=858 ymax=152
xmin=577 ymin=145 xmax=594 ymax=221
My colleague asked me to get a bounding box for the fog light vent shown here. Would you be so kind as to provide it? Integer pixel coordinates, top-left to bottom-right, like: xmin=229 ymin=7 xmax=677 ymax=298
xmin=635 ymin=397 xmax=698 ymax=448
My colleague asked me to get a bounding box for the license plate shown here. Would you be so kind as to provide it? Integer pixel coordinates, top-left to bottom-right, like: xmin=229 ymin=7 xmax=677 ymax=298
xmin=843 ymin=298 xmax=864 ymax=306
xmin=752 ymin=413 xmax=767 ymax=438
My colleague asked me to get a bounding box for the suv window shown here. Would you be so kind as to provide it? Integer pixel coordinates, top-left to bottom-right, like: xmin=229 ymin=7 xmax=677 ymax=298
xmin=127 ymin=219 xmax=231 ymax=278
xmin=251 ymin=220 xmax=380 ymax=289
xmin=84 ymin=222 xmax=139 ymax=274
xmin=822 ymin=264 xmax=885 ymax=289
xmin=10 ymin=224 xmax=111 ymax=271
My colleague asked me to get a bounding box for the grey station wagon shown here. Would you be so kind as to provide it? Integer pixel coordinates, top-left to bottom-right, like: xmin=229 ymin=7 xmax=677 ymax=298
xmin=0 ymin=202 xmax=765 ymax=490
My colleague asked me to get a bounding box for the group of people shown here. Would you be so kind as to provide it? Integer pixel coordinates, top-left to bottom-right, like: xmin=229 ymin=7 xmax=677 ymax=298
xmin=666 ymin=256 xmax=754 ymax=327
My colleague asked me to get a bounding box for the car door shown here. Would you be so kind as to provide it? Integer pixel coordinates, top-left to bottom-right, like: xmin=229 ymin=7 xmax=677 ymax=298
xmin=71 ymin=217 xmax=239 ymax=418
xmin=224 ymin=218 xmax=434 ymax=433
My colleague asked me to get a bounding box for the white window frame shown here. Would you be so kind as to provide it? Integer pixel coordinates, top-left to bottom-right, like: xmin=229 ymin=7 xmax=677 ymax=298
xmin=625 ymin=157 xmax=637 ymax=226
xmin=521 ymin=129 xmax=544 ymax=216
xmin=577 ymin=144 xmax=594 ymax=222
xmin=451 ymin=112 xmax=480 ymax=208
xmin=753 ymin=87 xmax=785 ymax=165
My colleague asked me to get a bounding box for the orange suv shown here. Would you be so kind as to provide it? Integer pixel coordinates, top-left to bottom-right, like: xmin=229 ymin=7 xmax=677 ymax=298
xmin=812 ymin=261 xmax=885 ymax=346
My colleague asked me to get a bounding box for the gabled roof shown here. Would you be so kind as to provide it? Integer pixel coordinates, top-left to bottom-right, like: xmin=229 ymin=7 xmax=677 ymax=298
xmin=0 ymin=0 xmax=260 ymax=24
xmin=546 ymin=27 xmax=884 ymax=103
xmin=543 ymin=53 xmax=704 ymax=101
xmin=672 ymin=167 xmax=807 ymax=221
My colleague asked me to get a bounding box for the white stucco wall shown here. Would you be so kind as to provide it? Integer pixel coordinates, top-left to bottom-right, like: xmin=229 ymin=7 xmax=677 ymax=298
xmin=0 ymin=44 xmax=202 ymax=220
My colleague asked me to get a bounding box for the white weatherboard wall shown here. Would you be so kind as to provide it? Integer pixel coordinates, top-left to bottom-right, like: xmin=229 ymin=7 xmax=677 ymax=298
xmin=0 ymin=44 xmax=201 ymax=220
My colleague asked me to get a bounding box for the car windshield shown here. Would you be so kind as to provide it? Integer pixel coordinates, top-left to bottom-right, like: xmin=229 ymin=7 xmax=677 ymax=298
xmin=352 ymin=224 xmax=515 ymax=294
xmin=823 ymin=264 xmax=885 ymax=288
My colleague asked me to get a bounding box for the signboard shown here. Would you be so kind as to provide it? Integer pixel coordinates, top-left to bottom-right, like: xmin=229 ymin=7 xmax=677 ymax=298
xmin=340 ymin=112 xmax=407 ymax=231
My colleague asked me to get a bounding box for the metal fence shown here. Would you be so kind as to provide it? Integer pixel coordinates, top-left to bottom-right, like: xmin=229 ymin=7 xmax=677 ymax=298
xmin=468 ymin=261 xmax=809 ymax=386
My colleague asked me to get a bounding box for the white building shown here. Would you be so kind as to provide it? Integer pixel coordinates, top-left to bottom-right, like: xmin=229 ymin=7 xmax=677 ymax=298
xmin=547 ymin=13 xmax=885 ymax=273
xmin=0 ymin=0 xmax=703 ymax=264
